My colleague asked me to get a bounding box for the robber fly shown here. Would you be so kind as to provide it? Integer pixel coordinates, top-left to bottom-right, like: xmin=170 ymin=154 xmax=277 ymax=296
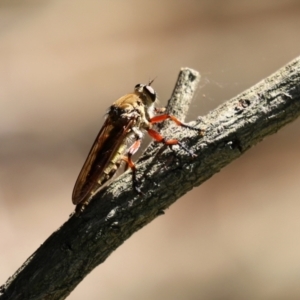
xmin=72 ymin=80 xmax=200 ymax=214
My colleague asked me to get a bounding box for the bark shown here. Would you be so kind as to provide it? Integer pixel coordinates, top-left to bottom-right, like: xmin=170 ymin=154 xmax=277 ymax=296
xmin=1 ymin=57 xmax=300 ymax=300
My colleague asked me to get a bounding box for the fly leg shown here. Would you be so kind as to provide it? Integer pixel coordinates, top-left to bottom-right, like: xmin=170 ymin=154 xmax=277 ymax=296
xmin=148 ymin=113 xmax=203 ymax=157
xmin=147 ymin=128 xmax=197 ymax=157
xmin=122 ymin=129 xmax=144 ymax=194
xmin=150 ymin=113 xmax=202 ymax=132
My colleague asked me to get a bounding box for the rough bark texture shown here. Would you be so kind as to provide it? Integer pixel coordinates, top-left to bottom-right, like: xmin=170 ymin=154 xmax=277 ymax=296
xmin=1 ymin=57 xmax=300 ymax=300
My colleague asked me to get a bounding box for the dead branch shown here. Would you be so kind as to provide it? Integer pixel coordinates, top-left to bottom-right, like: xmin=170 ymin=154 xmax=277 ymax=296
xmin=1 ymin=57 xmax=300 ymax=300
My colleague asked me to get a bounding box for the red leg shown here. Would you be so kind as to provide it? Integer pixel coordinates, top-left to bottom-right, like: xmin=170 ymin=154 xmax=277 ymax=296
xmin=150 ymin=114 xmax=200 ymax=131
xmin=122 ymin=138 xmax=143 ymax=194
xmin=128 ymin=139 xmax=142 ymax=155
xmin=121 ymin=155 xmax=136 ymax=172
xmin=150 ymin=114 xmax=182 ymax=125
xmin=147 ymin=128 xmax=196 ymax=157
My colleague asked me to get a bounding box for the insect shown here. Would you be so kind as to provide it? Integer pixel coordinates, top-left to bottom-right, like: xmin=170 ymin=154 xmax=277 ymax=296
xmin=72 ymin=81 xmax=200 ymax=214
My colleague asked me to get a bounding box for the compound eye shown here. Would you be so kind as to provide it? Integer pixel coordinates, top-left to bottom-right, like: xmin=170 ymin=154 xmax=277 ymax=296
xmin=144 ymin=85 xmax=156 ymax=102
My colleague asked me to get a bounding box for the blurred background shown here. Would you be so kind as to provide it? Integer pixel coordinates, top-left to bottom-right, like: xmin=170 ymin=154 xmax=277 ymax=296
xmin=1 ymin=1 xmax=300 ymax=299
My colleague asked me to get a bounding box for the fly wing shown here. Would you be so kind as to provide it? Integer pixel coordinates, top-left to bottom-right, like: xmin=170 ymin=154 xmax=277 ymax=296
xmin=72 ymin=116 xmax=134 ymax=205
